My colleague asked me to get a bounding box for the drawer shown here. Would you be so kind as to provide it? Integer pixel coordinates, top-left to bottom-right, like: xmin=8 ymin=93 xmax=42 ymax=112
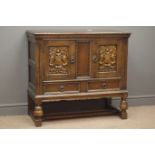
xmin=88 ymin=79 xmax=120 ymax=92
xmin=43 ymin=82 xmax=80 ymax=94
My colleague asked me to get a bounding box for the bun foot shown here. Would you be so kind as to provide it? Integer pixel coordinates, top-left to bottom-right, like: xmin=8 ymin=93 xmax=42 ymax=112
xmin=120 ymin=111 xmax=128 ymax=119
xmin=34 ymin=120 xmax=42 ymax=127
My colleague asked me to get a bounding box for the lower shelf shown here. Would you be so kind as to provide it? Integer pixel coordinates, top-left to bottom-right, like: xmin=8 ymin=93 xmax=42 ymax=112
xmin=28 ymin=97 xmax=121 ymax=122
xmin=42 ymin=98 xmax=120 ymax=120
xmin=43 ymin=107 xmax=120 ymax=121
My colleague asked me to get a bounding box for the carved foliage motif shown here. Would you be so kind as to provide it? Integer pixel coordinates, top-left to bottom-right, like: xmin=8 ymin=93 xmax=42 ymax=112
xmin=49 ymin=47 xmax=69 ymax=74
xmin=98 ymin=45 xmax=117 ymax=72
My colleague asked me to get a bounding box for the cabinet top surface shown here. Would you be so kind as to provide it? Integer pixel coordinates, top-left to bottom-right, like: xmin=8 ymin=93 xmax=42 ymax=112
xmin=27 ymin=30 xmax=131 ymax=35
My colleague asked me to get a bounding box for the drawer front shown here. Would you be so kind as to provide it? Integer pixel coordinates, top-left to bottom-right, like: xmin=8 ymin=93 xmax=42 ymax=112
xmin=43 ymin=82 xmax=80 ymax=94
xmin=88 ymin=80 xmax=120 ymax=92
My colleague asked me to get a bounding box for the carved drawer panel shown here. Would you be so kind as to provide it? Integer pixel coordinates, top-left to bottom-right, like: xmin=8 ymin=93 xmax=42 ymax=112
xmin=88 ymin=80 xmax=120 ymax=92
xmin=43 ymin=82 xmax=80 ymax=94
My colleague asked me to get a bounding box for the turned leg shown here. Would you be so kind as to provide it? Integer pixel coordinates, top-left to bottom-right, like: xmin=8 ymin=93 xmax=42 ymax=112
xmin=33 ymin=100 xmax=43 ymax=127
xmin=120 ymin=95 xmax=128 ymax=119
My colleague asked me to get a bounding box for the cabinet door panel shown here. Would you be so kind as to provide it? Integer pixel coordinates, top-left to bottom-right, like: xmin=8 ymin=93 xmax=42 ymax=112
xmin=91 ymin=39 xmax=123 ymax=78
xmin=43 ymin=41 xmax=76 ymax=80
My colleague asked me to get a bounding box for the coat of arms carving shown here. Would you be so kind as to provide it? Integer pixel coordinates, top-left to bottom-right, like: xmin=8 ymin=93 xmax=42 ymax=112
xmin=49 ymin=47 xmax=69 ymax=74
xmin=98 ymin=45 xmax=117 ymax=72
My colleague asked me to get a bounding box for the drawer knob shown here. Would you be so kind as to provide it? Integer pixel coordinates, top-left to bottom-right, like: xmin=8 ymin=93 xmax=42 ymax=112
xmin=101 ymin=83 xmax=107 ymax=89
xmin=59 ymin=85 xmax=64 ymax=92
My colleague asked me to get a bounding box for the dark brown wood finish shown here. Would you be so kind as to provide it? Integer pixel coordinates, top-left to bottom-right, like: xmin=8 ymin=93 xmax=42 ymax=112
xmin=77 ymin=40 xmax=90 ymax=77
xmin=27 ymin=31 xmax=131 ymax=127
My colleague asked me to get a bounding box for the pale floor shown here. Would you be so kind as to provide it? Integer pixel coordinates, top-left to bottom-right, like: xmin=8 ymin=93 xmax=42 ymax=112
xmin=0 ymin=105 xmax=155 ymax=129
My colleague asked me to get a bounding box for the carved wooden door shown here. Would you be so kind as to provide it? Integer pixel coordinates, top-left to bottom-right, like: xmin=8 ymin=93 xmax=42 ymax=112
xmin=91 ymin=39 xmax=123 ymax=78
xmin=42 ymin=41 xmax=76 ymax=80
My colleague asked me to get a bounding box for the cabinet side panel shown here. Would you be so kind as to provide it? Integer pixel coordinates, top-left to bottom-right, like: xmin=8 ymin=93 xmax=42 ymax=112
xmin=77 ymin=41 xmax=90 ymax=77
xmin=28 ymin=41 xmax=35 ymax=61
xmin=28 ymin=39 xmax=41 ymax=94
xmin=28 ymin=41 xmax=36 ymax=90
xmin=120 ymin=38 xmax=128 ymax=89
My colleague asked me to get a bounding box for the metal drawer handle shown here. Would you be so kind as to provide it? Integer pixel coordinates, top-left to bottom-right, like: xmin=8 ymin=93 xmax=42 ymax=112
xmin=59 ymin=85 xmax=64 ymax=92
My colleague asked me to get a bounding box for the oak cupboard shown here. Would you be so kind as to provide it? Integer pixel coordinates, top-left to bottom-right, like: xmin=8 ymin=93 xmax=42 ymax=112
xmin=27 ymin=30 xmax=131 ymax=127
